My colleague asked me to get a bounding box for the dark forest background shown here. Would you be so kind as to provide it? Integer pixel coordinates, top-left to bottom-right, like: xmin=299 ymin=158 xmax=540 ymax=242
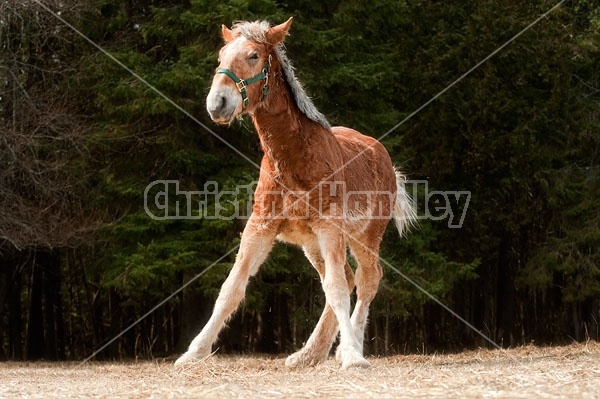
xmin=1 ymin=0 xmax=599 ymax=361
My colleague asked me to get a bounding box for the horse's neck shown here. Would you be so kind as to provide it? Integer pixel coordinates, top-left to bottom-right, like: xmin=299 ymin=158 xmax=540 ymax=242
xmin=251 ymin=74 xmax=334 ymax=174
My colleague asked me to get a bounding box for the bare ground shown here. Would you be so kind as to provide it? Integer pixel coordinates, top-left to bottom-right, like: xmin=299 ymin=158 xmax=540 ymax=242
xmin=2 ymin=342 xmax=599 ymax=399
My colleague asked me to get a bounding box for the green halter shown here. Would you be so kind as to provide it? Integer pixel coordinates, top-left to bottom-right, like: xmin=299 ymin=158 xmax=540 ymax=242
xmin=216 ymin=55 xmax=271 ymax=110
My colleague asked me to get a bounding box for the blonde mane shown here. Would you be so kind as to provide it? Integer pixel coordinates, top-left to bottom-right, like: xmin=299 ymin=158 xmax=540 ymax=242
xmin=231 ymin=20 xmax=331 ymax=130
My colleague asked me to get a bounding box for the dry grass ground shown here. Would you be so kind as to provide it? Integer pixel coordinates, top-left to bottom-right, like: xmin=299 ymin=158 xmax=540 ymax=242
xmin=2 ymin=342 xmax=599 ymax=398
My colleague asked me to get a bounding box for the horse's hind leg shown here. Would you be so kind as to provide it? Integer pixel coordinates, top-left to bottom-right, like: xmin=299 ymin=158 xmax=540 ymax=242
xmin=339 ymin=235 xmax=383 ymax=360
xmin=285 ymin=240 xmax=355 ymax=367
xmin=316 ymin=228 xmax=370 ymax=369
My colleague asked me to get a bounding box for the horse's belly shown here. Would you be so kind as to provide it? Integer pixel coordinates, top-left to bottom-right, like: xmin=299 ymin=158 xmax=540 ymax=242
xmin=277 ymin=220 xmax=315 ymax=246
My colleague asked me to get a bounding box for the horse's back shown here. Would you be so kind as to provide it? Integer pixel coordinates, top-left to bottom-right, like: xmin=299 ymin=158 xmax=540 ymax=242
xmin=331 ymin=126 xmax=396 ymax=193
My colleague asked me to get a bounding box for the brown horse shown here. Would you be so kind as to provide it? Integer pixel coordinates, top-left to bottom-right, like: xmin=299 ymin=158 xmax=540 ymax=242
xmin=175 ymin=18 xmax=416 ymax=369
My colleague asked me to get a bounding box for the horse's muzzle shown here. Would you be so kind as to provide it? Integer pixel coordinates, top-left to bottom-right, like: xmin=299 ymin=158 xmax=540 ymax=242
xmin=206 ymin=85 xmax=239 ymax=124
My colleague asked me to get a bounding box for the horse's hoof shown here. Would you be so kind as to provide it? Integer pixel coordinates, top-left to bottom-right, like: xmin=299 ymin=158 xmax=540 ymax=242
xmin=337 ymin=346 xmax=370 ymax=370
xmin=285 ymin=349 xmax=326 ymax=368
xmin=342 ymin=355 xmax=371 ymax=369
xmin=174 ymin=351 xmax=201 ymax=366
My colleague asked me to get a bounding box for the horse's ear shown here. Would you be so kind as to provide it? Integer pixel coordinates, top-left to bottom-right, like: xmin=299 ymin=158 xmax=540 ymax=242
xmin=266 ymin=17 xmax=293 ymax=45
xmin=221 ymin=24 xmax=235 ymax=43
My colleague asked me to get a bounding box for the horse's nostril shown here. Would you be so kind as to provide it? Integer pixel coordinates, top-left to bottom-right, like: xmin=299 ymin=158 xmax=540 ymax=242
xmin=207 ymin=93 xmax=225 ymax=115
xmin=206 ymin=88 xmax=236 ymax=122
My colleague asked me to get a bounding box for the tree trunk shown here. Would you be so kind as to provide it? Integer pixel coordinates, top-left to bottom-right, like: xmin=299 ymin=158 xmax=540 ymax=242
xmin=26 ymin=254 xmax=44 ymax=360
xmin=176 ymin=271 xmax=211 ymax=353
xmin=0 ymin=255 xmax=11 ymax=359
xmin=43 ymin=250 xmax=64 ymax=359
xmin=8 ymin=273 xmax=23 ymax=360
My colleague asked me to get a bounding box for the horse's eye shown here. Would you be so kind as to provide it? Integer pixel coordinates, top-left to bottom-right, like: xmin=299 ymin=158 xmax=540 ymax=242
xmin=249 ymin=52 xmax=259 ymax=61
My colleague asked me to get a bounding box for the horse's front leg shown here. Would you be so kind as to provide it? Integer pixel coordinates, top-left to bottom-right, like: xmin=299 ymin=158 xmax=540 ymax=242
xmin=175 ymin=217 xmax=277 ymax=365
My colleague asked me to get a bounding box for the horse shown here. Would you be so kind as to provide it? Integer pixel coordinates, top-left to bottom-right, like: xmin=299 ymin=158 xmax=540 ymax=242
xmin=175 ymin=17 xmax=416 ymax=369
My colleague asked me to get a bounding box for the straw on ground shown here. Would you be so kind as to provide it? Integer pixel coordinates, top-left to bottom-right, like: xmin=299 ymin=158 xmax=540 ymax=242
xmin=2 ymin=342 xmax=599 ymax=399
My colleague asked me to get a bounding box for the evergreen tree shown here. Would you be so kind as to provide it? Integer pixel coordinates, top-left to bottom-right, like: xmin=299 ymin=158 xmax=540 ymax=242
xmin=1 ymin=0 xmax=598 ymax=359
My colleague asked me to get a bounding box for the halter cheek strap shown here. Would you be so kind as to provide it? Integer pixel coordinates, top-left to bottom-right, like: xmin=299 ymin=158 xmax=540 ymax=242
xmin=216 ymin=55 xmax=271 ymax=110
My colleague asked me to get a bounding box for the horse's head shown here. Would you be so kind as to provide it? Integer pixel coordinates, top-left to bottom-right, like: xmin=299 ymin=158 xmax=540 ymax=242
xmin=206 ymin=18 xmax=293 ymax=124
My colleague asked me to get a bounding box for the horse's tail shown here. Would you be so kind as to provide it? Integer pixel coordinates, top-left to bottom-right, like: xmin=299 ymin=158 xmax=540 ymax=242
xmin=393 ymin=168 xmax=418 ymax=237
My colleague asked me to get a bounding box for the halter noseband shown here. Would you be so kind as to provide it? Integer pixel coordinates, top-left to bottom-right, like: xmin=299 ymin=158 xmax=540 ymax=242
xmin=216 ymin=54 xmax=271 ymax=110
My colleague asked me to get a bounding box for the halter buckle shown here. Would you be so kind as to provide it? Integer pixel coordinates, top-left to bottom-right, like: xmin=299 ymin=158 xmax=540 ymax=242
xmin=236 ymin=80 xmax=247 ymax=92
